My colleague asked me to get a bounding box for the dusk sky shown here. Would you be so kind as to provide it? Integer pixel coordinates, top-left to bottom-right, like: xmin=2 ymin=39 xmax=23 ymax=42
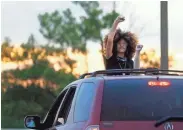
xmin=1 ymin=1 xmax=183 ymax=70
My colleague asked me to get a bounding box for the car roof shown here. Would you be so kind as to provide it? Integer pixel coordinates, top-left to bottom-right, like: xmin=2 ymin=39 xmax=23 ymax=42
xmin=62 ymin=74 xmax=183 ymax=93
xmin=102 ymin=75 xmax=183 ymax=80
xmin=63 ymin=76 xmax=103 ymax=90
xmin=79 ymin=69 xmax=183 ymax=81
xmin=72 ymin=74 xmax=183 ymax=85
xmin=64 ymin=69 xmax=183 ymax=90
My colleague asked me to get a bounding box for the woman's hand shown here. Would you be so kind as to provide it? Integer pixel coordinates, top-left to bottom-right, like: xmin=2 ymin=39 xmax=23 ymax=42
xmin=108 ymin=16 xmax=125 ymax=42
xmin=136 ymin=44 xmax=143 ymax=53
xmin=114 ymin=15 xmax=125 ymax=24
xmin=111 ymin=15 xmax=125 ymax=32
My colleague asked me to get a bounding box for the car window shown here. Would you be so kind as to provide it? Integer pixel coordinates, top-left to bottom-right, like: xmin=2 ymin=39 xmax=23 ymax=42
xmin=101 ymin=78 xmax=183 ymax=121
xmin=74 ymin=82 xmax=96 ymax=122
xmin=43 ymin=89 xmax=68 ymax=128
xmin=56 ymin=87 xmax=76 ymax=125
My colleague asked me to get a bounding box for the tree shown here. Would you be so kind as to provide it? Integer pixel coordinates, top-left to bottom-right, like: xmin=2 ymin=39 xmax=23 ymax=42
xmin=73 ymin=1 xmax=119 ymax=68
xmin=140 ymin=49 xmax=174 ymax=69
xmin=27 ymin=34 xmax=37 ymax=46
xmin=1 ymin=53 xmax=77 ymax=127
xmin=38 ymin=8 xmax=88 ymax=70
xmin=1 ymin=84 xmax=56 ymax=128
xmin=4 ymin=36 xmax=11 ymax=44
xmin=38 ymin=1 xmax=150 ymax=71
xmin=38 ymin=2 xmax=120 ymax=71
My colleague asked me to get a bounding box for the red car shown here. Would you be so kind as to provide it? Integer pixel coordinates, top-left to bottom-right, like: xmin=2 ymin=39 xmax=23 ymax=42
xmin=24 ymin=69 xmax=183 ymax=130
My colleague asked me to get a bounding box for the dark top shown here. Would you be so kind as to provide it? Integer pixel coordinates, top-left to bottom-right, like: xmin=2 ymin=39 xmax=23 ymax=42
xmin=106 ymin=55 xmax=134 ymax=70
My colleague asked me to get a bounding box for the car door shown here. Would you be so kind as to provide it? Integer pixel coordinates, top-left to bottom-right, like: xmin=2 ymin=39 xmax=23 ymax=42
xmin=48 ymin=86 xmax=77 ymax=130
xmin=39 ymin=87 xmax=69 ymax=130
xmin=48 ymin=82 xmax=97 ymax=130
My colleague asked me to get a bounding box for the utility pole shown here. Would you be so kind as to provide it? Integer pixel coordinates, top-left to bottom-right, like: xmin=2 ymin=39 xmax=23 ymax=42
xmin=160 ymin=1 xmax=169 ymax=70
xmin=113 ymin=1 xmax=116 ymax=12
xmin=112 ymin=1 xmax=116 ymax=21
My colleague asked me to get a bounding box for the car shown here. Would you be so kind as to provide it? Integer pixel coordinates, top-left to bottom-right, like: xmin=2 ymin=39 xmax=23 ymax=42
xmin=24 ymin=69 xmax=183 ymax=130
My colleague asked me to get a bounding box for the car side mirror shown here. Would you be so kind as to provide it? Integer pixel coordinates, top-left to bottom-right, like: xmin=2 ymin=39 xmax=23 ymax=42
xmin=24 ymin=115 xmax=41 ymax=129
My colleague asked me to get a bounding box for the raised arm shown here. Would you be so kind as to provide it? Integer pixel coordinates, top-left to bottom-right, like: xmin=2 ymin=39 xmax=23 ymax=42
xmin=134 ymin=44 xmax=143 ymax=69
xmin=105 ymin=16 xmax=125 ymax=59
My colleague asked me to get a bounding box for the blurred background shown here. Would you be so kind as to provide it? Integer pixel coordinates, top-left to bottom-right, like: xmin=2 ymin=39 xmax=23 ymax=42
xmin=1 ymin=1 xmax=183 ymax=129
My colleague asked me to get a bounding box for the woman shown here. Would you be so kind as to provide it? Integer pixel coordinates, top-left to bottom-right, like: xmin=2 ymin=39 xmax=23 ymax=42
xmin=104 ymin=16 xmax=143 ymax=70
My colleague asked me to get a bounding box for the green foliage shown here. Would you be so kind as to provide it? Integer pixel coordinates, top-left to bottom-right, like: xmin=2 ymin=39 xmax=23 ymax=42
xmin=38 ymin=9 xmax=82 ymax=50
xmin=102 ymin=11 xmax=119 ymax=28
xmin=2 ymin=117 xmax=24 ymax=128
xmin=73 ymin=1 xmax=103 ymax=41
xmin=1 ymin=85 xmax=56 ymax=128
xmin=4 ymin=36 xmax=11 ymax=44
xmin=38 ymin=1 xmax=119 ymax=58
xmin=27 ymin=34 xmax=37 ymax=45
xmin=37 ymin=2 xmax=120 ymax=69
xmin=9 ymin=60 xmax=49 ymax=79
xmin=1 ymin=44 xmax=77 ymax=128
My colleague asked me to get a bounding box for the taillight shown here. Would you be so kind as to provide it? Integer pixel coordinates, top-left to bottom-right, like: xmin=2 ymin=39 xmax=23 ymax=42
xmin=148 ymin=81 xmax=171 ymax=87
xmin=85 ymin=125 xmax=99 ymax=130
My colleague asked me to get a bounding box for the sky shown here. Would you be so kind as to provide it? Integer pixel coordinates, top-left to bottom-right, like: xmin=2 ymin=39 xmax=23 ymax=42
xmin=1 ymin=1 xmax=183 ymax=70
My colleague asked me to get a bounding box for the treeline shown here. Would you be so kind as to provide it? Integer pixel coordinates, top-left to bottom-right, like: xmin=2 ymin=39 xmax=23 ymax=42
xmin=1 ymin=42 xmax=77 ymax=128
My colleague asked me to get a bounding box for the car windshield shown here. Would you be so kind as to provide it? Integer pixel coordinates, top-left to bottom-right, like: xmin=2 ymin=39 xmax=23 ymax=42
xmin=101 ymin=78 xmax=183 ymax=121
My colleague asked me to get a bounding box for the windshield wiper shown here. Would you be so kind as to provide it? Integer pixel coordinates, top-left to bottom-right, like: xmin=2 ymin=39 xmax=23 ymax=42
xmin=155 ymin=116 xmax=183 ymax=127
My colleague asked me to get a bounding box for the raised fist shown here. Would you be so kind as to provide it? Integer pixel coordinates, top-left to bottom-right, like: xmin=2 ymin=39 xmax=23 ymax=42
xmin=114 ymin=15 xmax=125 ymax=24
xmin=136 ymin=44 xmax=143 ymax=52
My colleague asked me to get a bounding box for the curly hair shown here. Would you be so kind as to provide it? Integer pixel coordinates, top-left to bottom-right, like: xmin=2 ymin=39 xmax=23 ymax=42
xmin=112 ymin=29 xmax=138 ymax=60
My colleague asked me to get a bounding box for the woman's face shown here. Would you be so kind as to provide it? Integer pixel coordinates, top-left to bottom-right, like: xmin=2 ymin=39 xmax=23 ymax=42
xmin=117 ymin=39 xmax=128 ymax=53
